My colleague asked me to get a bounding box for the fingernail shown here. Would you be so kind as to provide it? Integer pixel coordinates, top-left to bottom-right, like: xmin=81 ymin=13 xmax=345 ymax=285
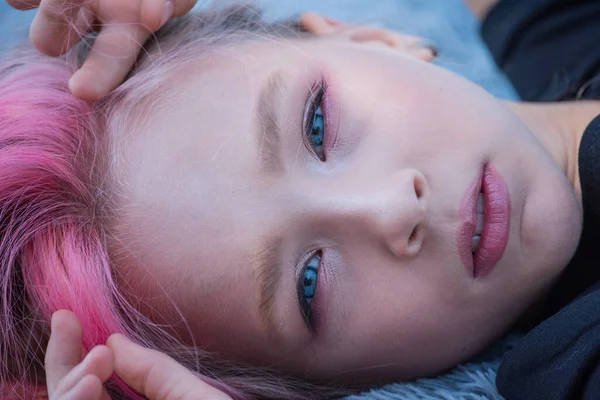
xmin=161 ymin=1 xmax=174 ymax=27
xmin=108 ymin=333 xmax=130 ymax=346
xmin=68 ymin=75 xmax=79 ymax=94
xmin=410 ymin=40 xmax=439 ymax=57
xmin=116 ymin=333 xmax=130 ymax=342
xmin=50 ymin=311 xmax=59 ymax=330
xmin=425 ymin=44 xmax=440 ymax=57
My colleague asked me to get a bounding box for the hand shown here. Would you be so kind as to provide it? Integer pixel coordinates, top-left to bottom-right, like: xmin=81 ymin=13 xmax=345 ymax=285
xmin=106 ymin=333 xmax=233 ymax=400
xmin=45 ymin=310 xmax=113 ymax=400
xmin=45 ymin=309 xmax=232 ymax=400
xmin=299 ymin=12 xmax=438 ymax=60
xmin=6 ymin=0 xmax=198 ymax=100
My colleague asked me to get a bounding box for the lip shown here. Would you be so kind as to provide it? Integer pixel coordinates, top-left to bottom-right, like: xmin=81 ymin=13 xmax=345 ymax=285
xmin=457 ymin=165 xmax=510 ymax=278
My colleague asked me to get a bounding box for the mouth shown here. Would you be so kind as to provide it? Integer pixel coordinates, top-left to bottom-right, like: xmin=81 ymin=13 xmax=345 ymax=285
xmin=472 ymin=193 xmax=484 ymax=253
xmin=457 ymin=165 xmax=511 ymax=279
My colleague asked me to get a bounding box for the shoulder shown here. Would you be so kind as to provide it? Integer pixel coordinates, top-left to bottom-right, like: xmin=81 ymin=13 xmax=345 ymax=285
xmin=481 ymin=0 xmax=600 ymax=101
xmin=497 ymin=284 xmax=600 ymax=399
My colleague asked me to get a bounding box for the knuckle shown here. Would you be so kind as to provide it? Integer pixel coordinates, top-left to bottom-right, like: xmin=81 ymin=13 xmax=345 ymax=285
xmin=140 ymin=360 xmax=162 ymax=398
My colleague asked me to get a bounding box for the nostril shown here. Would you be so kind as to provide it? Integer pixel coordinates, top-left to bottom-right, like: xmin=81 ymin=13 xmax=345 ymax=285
xmin=409 ymin=226 xmax=419 ymax=244
xmin=404 ymin=225 xmax=424 ymax=257
xmin=414 ymin=174 xmax=425 ymax=200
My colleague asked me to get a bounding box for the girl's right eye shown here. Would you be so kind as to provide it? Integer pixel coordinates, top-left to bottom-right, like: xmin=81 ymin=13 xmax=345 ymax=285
xmin=297 ymin=251 xmax=321 ymax=333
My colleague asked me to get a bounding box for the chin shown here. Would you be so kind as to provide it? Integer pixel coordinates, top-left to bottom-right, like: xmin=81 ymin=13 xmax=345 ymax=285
xmin=522 ymin=176 xmax=582 ymax=285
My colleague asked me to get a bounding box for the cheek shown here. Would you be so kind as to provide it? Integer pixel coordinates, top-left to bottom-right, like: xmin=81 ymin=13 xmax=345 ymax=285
xmin=332 ymin=55 xmax=508 ymax=161
xmin=316 ymin=232 xmax=525 ymax=380
xmin=324 ymin=260 xmax=484 ymax=377
xmin=113 ymin=239 xmax=272 ymax=361
xmin=517 ymin=158 xmax=582 ymax=283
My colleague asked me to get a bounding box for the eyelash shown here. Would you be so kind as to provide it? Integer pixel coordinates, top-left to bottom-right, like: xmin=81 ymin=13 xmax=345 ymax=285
xmin=296 ymin=250 xmax=323 ymax=334
xmin=303 ymin=79 xmax=329 ymax=162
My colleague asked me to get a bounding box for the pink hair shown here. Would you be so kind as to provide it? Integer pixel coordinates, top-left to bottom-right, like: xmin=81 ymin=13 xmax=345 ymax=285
xmin=0 ymin=3 xmax=351 ymax=399
xmin=0 ymin=51 xmax=144 ymax=399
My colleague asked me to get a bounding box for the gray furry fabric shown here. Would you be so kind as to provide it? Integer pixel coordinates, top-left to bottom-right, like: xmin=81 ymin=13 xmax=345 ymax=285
xmin=348 ymin=335 xmax=521 ymax=400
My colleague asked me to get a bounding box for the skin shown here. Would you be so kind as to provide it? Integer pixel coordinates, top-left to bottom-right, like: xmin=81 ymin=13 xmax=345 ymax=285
xmin=109 ymin=24 xmax=586 ymax=384
xmin=463 ymin=0 xmax=499 ymax=20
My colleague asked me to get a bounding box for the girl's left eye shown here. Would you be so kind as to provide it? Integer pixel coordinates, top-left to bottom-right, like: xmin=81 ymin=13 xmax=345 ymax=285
xmin=309 ymin=105 xmax=325 ymax=160
xmin=305 ymin=83 xmax=327 ymax=161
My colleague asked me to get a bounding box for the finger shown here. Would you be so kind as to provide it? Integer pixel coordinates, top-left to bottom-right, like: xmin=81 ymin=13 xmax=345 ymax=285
xmin=29 ymin=0 xmax=92 ymax=56
xmin=141 ymin=0 xmax=198 ymax=32
xmin=346 ymin=27 xmax=419 ymax=48
xmin=5 ymin=0 xmax=40 ymax=10
xmin=69 ymin=23 xmax=151 ymax=100
xmin=100 ymin=387 xmax=113 ymax=400
xmin=45 ymin=310 xmax=84 ymax=398
xmin=53 ymin=345 xmax=114 ymax=397
xmin=170 ymin=0 xmax=199 ymax=17
xmin=299 ymin=12 xmax=337 ymax=35
xmin=62 ymin=375 xmax=104 ymax=400
xmin=107 ymin=334 xmax=232 ymax=400
xmin=140 ymin=0 xmax=173 ymax=32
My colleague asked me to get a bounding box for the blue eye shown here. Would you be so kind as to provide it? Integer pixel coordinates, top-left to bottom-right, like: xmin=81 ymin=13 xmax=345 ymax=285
xmin=297 ymin=251 xmax=321 ymax=331
xmin=304 ymin=84 xmax=327 ymax=161
xmin=308 ymin=105 xmax=325 ymax=159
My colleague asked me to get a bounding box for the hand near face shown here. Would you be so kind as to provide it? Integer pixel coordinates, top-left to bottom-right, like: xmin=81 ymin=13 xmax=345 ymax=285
xmin=300 ymin=12 xmax=438 ymax=61
xmin=6 ymin=0 xmax=197 ymax=100
xmin=45 ymin=310 xmax=232 ymax=400
xmin=45 ymin=310 xmax=113 ymax=400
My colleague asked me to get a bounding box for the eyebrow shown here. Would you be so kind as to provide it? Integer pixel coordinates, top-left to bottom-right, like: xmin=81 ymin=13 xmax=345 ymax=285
xmin=256 ymin=70 xmax=287 ymax=176
xmin=252 ymin=71 xmax=292 ymax=339
xmin=252 ymin=234 xmax=285 ymax=340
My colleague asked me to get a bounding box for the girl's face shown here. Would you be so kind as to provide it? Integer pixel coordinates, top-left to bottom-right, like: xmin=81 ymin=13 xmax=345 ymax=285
xmin=113 ymin=37 xmax=582 ymax=382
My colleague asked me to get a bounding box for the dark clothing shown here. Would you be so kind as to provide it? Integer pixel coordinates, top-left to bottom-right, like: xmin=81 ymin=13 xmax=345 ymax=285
xmin=496 ymin=116 xmax=600 ymax=400
xmin=482 ymin=0 xmax=600 ymax=102
xmin=480 ymin=0 xmax=600 ymax=399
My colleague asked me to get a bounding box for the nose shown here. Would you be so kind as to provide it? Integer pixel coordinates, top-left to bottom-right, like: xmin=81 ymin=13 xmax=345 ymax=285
xmin=371 ymin=169 xmax=428 ymax=258
xmin=316 ymin=169 xmax=429 ymax=259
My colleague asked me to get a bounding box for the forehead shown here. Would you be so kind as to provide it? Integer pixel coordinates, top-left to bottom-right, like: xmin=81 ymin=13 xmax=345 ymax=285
xmin=111 ymin=41 xmax=310 ymax=270
xmin=124 ymin=40 xmax=301 ymax=180
xmin=118 ymin=39 xmax=325 ymax=218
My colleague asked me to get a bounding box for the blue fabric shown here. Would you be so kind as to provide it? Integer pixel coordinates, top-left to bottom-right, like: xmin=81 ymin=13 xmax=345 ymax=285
xmin=0 ymin=2 xmax=35 ymax=54
xmin=258 ymin=0 xmax=517 ymax=99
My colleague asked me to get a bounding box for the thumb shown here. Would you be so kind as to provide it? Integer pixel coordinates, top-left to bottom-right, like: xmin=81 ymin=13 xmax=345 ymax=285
xmin=106 ymin=334 xmax=232 ymax=400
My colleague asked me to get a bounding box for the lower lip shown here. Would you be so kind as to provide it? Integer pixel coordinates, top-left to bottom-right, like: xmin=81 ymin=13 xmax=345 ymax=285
xmin=457 ymin=166 xmax=510 ymax=278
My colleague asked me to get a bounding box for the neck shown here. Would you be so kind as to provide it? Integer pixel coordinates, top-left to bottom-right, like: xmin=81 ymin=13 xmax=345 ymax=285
xmin=504 ymin=100 xmax=600 ymax=202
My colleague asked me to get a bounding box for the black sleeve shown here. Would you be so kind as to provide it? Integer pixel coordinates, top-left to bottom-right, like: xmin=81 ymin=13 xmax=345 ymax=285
xmin=496 ymin=115 xmax=600 ymax=400
xmin=497 ymin=281 xmax=600 ymax=400
xmin=480 ymin=0 xmax=600 ymax=101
